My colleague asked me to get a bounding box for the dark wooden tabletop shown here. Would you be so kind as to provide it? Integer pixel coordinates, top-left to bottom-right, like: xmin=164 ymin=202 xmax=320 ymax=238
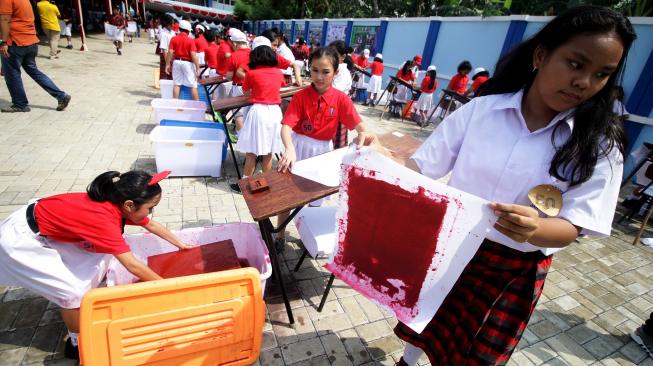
xmin=239 ymin=133 xmax=423 ymax=222
xmin=353 ymin=65 xmax=372 ymax=78
xmin=198 ymin=76 xmax=228 ymax=86
xmin=212 ymin=85 xmax=308 ymax=111
xmin=441 ymin=89 xmax=471 ymax=104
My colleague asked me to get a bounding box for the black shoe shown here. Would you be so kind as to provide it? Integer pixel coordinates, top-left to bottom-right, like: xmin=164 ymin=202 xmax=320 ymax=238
xmin=57 ymin=94 xmax=71 ymax=111
xmin=229 ymin=183 xmax=241 ymax=194
xmin=64 ymin=338 xmax=79 ymax=360
xmin=66 ymin=44 xmax=73 ymax=49
xmin=117 ymin=48 xmax=122 ymax=55
xmin=1 ymin=105 xmax=30 ymax=113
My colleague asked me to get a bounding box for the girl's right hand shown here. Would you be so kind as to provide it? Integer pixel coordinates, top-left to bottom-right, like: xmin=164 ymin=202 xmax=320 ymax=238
xmin=277 ymin=149 xmax=296 ymax=173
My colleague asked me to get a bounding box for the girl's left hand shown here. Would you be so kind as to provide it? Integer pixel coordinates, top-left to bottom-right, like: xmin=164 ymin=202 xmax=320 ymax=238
xmin=353 ymin=131 xmax=378 ymax=148
xmin=489 ymin=202 xmax=540 ymax=243
xmin=176 ymin=242 xmax=193 ymax=250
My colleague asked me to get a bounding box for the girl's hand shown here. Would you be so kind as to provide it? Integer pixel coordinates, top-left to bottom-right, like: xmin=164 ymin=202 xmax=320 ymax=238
xmin=176 ymin=242 xmax=192 ymax=250
xmin=490 ymin=203 xmax=540 ymax=243
xmin=294 ymin=79 xmax=303 ymax=87
xmin=277 ymin=148 xmax=296 ymax=173
xmin=165 ymin=65 xmax=171 ymax=75
xmin=353 ymin=131 xmax=378 ymax=148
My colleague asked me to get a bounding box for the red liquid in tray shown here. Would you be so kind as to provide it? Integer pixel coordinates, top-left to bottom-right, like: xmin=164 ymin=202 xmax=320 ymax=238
xmin=148 ymin=239 xmax=245 ymax=279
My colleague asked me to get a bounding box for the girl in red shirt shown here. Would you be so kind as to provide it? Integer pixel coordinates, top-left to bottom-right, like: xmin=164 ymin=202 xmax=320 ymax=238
xmin=395 ymin=60 xmax=416 ymax=101
xmin=0 ymin=170 xmax=189 ymax=359
xmin=353 ymin=49 xmax=370 ymax=92
xmin=364 ymin=53 xmax=384 ymax=106
xmin=274 ymin=47 xmax=376 ymax=251
xmin=447 ymin=60 xmax=472 ymax=94
xmin=416 ymin=65 xmax=438 ymax=124
xmin=235 ymin=44 xmax=286 ymax=177
xmin=465 ymin=67 xmax=490 ymax=97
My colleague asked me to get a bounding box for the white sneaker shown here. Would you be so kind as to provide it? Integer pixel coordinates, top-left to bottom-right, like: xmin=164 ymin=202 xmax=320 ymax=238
xmin=642 ymin=238 xmax=653 ymax=247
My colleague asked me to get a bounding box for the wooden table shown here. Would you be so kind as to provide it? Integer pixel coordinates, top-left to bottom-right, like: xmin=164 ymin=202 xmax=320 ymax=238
xmin=238 ymin=133 xmax=422 ymax=324
xmin=427 ymin=89 xmax=471 ymax=123
xmin=376 ymin=76 xmax=421 ymax=121
xmin=353 ymin=64 xmax=372 ymax=78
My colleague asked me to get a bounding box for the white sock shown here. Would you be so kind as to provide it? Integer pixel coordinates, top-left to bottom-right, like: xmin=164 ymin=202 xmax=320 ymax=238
xmin=68 ymin=331 xmax=79 ymax=347
xmin=401 ymin=343 xmax=423 ymax=366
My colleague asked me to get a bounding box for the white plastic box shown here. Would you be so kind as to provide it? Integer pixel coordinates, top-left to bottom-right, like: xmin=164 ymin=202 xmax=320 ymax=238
xmin=294 ymin=206 xmax=338 ymax=258
xmin=151 ymin=98 xmax=207 ymax=124
xmin=107 ymin=223 xmax=272 ymax=293
xmin=159 ymin=79 xmax=174 ymax=99
xmin=150 ymin=125 xmax=225 ymax=177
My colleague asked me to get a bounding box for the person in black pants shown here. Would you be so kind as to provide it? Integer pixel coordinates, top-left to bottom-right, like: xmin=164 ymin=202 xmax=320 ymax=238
xmin=632 ymin=312 xmax=653 ymax=358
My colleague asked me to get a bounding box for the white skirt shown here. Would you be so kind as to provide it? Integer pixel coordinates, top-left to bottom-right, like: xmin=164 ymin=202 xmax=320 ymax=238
xmin=367 ymin=75 xmax=382 ymax=94
xmin=235 ymin=104 xmax=283 ymax=155
xmin=196 ymin=52 xmax=205 ymax=66
xmin=172 ymin=60 xmax=197 ymax=88
xmin=354 ymin=71 xmax=367 ymax=89
xmin=0 ymin=205 xmax=111 ymax=309
xmin=291 ymin=133 xmax=333 ymax=207
xmin=394 ymin=84 xmax=412 ymax=102
xmin=416 ymin=92 xmax=434 ymax=112
xmin=229 ymin=84 xmax=248 ymax=118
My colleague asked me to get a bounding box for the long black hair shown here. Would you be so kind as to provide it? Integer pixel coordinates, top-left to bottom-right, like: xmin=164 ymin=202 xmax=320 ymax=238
xmin=477 ymin=5 xmax=636 ymax=186
xmin=400 ymin=60 xmax=412 ymax=76
xmin=426 ymin=69 xmax=437 ymax=90
xmin=249 ymin=45 xmax=278 ymax=69
xmin=457 ymin=60 xmax=472 ymax=74
xmin=87 ymin=171 xmax=162 ymax=206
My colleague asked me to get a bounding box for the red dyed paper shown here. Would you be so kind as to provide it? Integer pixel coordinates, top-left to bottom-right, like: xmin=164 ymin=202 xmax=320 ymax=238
xmin=327 ymin=166 xmax=449 ymax=320
xmin=147 ymin=240 xmax=242 ymax=279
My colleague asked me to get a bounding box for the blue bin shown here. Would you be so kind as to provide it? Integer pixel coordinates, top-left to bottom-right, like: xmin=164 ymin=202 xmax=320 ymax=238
xmin=179 ymin=85 xmax=209 ymax=103
xmin=159 ymin=119 xmax=227 ymax=162
xmin=355 ymin=89 xmax=368 ymax=103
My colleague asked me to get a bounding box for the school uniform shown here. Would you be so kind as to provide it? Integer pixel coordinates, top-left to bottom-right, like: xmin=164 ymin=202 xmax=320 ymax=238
xmin=416 ymin=76 xmax=438 ymax=112
xmin=282 ymin=85 xmax=361 ymax=205
xmin=0 ymin=193 xmax=150 ymax=309
xmin=277 ymin=43 xmax=296 ymax=84
xmin=204 ymin=43 xmax=219 ymax=78
xmin=394 ymin=90 xmax=622 ymax=365
xmin=367 ymin=61 xmax=384 ymax=94
xmin=194 ymin=33 xmax=208 ymax=65
xmin=395 ymin=69 xmax=415 ymax=102
xmin=227 ymin=47 xmax=251 ymax=116
xmin=471 ymin=75 xmax=489 ymax=94
xmin=447 ymin=73 xmax=469 ymax=95
xmin=235 ymin=66 xmax=286 ymax=155
xmin=331 ymin=64 xmax=353 ymax=148
xmin=169 ymin=32 xmax=198 ymax=88
xmin=353 ymin=54 xmax=369 ymax=89
xmin=158 ymin=28 xmax=174 ymax=80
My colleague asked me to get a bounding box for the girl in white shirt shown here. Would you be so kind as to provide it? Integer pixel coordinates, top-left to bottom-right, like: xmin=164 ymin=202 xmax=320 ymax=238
xmin=329 ymin=40 xmax=353 ymax=148
xmin=368 ymin=6 xmax=636 ymax=366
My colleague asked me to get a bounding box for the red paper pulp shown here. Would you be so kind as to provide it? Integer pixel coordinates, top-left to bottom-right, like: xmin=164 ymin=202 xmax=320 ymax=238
xmin=330 ymin=166 xmax=448 ymax=318
xmin=147 ymin=240 xmax=242 ymax=279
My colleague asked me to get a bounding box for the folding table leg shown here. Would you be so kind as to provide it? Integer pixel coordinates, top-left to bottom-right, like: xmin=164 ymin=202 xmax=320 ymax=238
xmin=318 ymin=274 xmax=335 ymax=312
xmin=205 ymin=86 xmax=242 ymax=180
xmin=293 ymin=249 xmax=308 ymax=272
xmin=259 ymin=220 xmax=294 ymax=324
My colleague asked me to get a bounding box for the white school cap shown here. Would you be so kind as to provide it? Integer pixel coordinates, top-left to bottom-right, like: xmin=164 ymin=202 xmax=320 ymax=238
xmin=363 ymin=49 xmax=370 ymax=57
xmin=375 ymin=53 xmax=382 ymax=59
xmin=229 ymin=28 xmax=247 ymax=43
xmin=472 ymin=67 xmax=487 ymax=77
xmin=427 ymin=65 xmax=436 ymax=71
xmin=178 ymin=20 xmax=192 ymax=32
xmin=252 ymin=36 xmax=271 ymax=49
xmin=195 ymin=24 xmax=205 ymax=32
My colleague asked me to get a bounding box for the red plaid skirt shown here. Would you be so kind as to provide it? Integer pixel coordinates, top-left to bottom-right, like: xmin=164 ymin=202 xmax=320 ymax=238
xmin=394 ymin=239 xmax=552 ymax=366
xmin=333 ymin=122 xmax=348 ymax=148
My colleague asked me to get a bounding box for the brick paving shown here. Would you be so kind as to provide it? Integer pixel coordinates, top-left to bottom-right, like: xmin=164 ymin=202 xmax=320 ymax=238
xmin=0 ymin=34 xmax=652 ymax=366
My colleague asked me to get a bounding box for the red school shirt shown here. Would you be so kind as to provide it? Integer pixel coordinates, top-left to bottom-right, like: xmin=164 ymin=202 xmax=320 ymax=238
xmin=276 ymin=53 xmax=291 ymax=70
xmin=471 ymin=75 xmax=489 ymax=92
xmin=169 ymin=32 xmax=197 ymax=61
xmin=243 ymin=66 xmax=286 ymax=104
xmin=396 ymin=69 xmax=415 ymax=82
xmin=194 ymin=33 xmax=208 ymax=53
xmin=205 ymin=43 xmax=219 ymax=69
xmin=448 ymin=73 xmax=469 ymax=94
xmin=355 ymin=54 xmax=369 ymax=68
xmin=370 ymin=61 xmax=384 ymax=76
xmin=34 ymin=192 xmax=150 ymax=255
xmin=216 ymin=40 xmax=232 ymax=75
xmin=227 ymin=47 xmax=250 ymax=84
xmin=420 ymin=76 xmax=438 ymax=94
xmin=282 ymin=85 xmax=362 ymax=141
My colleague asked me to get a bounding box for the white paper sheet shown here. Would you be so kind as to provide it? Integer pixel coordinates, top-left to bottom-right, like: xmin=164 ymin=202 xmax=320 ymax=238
xmin=325 ymin=148 xmax=496 ymax=334
xmin=127 ymin=21 xmax=138 ymax=33
xmin=291 ymin=147 xmax=353 ymax=187
xmin=104 ymin=23 xmax=119 ymax=40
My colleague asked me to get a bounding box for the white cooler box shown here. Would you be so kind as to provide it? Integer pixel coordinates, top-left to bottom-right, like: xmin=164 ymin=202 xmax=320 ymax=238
xmin=294 ymin=206 xmax=338 ymax=258
xmin=150 ymin=125 xmax=225 ymax=177
xmin=159 ymin=79 xmax=174 ymax=99
xmin=107 ymin=223 xmax=272 ymax=293
xmin=151 ymin=98 xmax=207 ymax=124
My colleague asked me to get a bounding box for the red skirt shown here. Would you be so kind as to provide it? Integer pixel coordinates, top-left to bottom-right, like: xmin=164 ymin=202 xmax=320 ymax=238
xmin=394 ymin=239 xmax=552 ymax=366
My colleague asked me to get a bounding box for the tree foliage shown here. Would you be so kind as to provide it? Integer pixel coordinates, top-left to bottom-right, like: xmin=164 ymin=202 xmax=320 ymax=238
xmin=234 ymin=0 xmax=649 ymax=21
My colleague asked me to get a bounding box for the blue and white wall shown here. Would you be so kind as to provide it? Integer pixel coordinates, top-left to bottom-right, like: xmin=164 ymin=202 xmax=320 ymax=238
xmin=245 ymin=16 xmax=653 ymax=167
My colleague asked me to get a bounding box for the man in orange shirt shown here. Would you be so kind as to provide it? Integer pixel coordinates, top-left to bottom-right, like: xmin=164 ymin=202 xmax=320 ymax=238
xmin=0 ymin=0 xmax=71 ymax=112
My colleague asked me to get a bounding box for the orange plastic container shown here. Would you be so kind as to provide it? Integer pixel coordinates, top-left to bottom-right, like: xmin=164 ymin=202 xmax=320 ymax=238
xmin=79 ymin=268 xmax=264 ymax=366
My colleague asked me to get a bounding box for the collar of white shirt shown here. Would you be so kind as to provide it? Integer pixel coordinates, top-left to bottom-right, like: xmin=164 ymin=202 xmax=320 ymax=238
xmin=494 ymin=89 xmax=576 ymax=134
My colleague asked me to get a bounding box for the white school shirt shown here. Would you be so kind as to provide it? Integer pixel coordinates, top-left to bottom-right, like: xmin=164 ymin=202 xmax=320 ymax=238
xmin=277 ymin=43 xmax=296 ymax=76
xmin=332 ymin=63 xmax=352 ymax=93
xmin=411 ymin=89 xmax=623 ymax=256
xmin=159 ymin=28 xmax=173 ymax=51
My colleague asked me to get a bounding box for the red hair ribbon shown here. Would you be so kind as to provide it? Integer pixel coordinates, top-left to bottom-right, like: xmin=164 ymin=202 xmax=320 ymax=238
xmin=148 ymin=171 xmax=171 ymax=186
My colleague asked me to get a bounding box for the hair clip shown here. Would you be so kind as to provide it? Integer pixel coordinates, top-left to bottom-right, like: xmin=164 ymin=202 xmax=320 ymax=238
xmin=148 ymin=171 xmax=171 ymax=186
xmin=112 ymin=176 xmax=121 ymax=183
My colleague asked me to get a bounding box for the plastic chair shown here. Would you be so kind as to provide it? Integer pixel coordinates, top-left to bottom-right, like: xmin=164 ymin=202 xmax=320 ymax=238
xmin=292 ymin=207 xmax=338 ymax=312
xmin=79 ymin=268 xmax=264 ymax=366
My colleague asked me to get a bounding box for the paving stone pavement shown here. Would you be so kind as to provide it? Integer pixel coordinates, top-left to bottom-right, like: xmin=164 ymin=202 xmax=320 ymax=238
xmin=0 ymin=34 xmax=652 ymax=366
